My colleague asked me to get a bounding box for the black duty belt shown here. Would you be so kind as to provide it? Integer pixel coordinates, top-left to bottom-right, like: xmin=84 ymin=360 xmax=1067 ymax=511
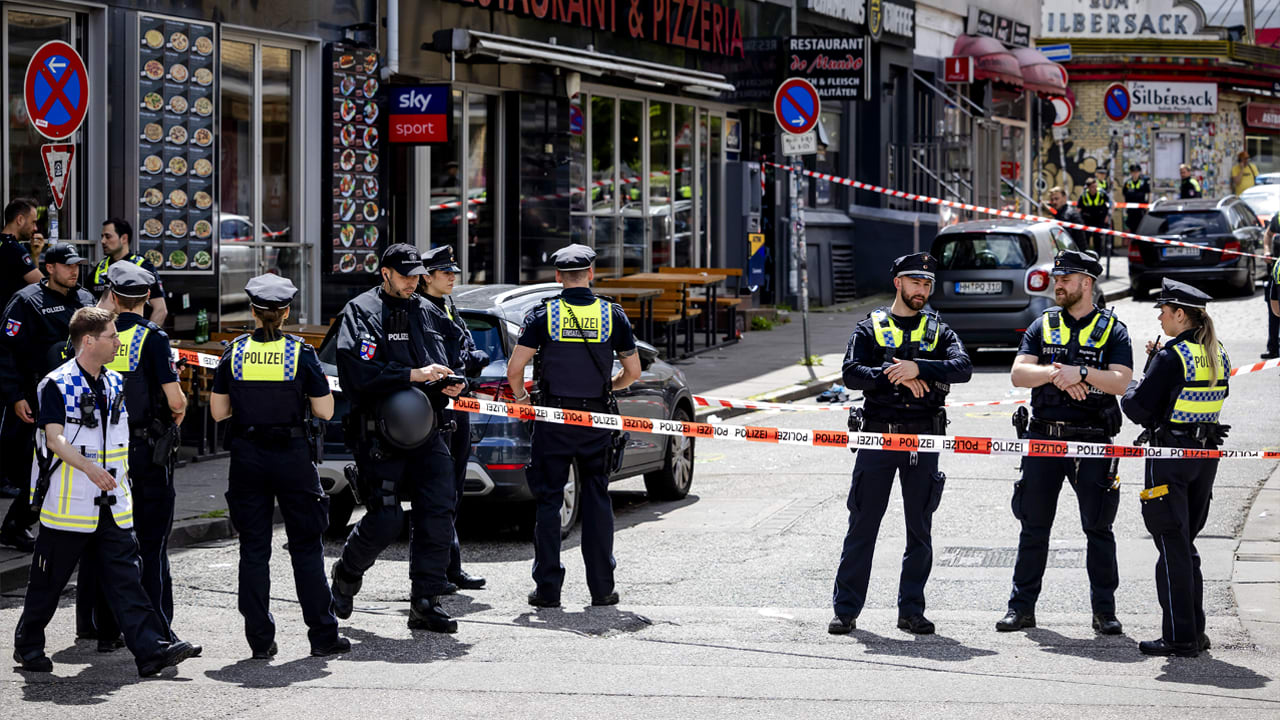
xmin=863 ymin=419 xmax=937 ymax=435
xmin=1029 ymin=418 xmax=1110 ymax=441
xmin=546 ymin=396 xmax=610 ymax=412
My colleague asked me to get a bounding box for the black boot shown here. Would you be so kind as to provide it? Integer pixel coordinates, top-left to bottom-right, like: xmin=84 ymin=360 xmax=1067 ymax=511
xmin=0 ymin=524 xmax=35 ymax=553
xmin=1138 ymin=638 xmax=1199 ymax=658
xmin=330 ymin=561 xmax=361 ymax=621
xmin=408 ymin=597 xmax=457 ymax=633
xmin=996 ymin=609 xmax=1036 ymax=632
xmin=827 ymin=615 xmax=855 ymax=634
xmin=1092 ymin=613 xmax=1123 ymax=635
xmin=448 ymin=569 xmax=486 ymax=590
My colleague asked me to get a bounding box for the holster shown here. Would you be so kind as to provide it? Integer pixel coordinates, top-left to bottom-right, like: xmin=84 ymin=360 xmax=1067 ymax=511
xmin=606 ymin=395 xmax=628 ymax=475
xmin=147 ymin=418 xmax=180 ymax=468
xmin=1012 ymin=406 xmax=1030 ymax=439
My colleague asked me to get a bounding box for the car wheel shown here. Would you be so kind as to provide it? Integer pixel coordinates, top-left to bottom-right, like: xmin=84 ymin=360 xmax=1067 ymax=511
xmin=1131 ymin=282 xmax=1151 ymax=300
xmin=1236 ymin=258 xmax=1257 ymax=296
xmin=644 ymin=407 xmax=696 ymax=500
xmin=559 ymin=462 xmax=581 ymax=539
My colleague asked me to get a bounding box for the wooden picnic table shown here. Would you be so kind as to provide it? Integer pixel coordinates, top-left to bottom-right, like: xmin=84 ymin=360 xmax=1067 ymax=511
xmin=598 ymin=286 xmax=662 ymax=343
xmin=609 ymin=273 xmax=727 ymax=353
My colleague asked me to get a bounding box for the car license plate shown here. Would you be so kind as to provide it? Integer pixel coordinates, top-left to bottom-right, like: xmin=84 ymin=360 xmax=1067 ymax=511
xmin=955 ymin=281 xmax=1002 ymax=295
xmin=1162 ymin=246 xmax=1201 ymax=258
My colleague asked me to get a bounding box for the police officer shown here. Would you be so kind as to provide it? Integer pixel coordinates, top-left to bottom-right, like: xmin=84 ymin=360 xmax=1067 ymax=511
xmin=505 ymin=244 xmax=641 ymax=608
xmin=1078 ymin=177 xmax=1113 ymax=257
xmin=420 ymin=245 xmax=490 ymax=591
xmin=209 ymin=275 xmax=349 ymax=659
xmin=1122 ymin=278 xmax=1226 ymax=658
xmin=1179 ymin=164 xmax=1202 ymax=199
xmin=76 ymin=262 xmax=190 ymax=650
xmin=92 ymin=218 xmax=167 ymax=325
xmin=1122 ymin=164 xmax=1150 ymax=234
xmin=0 ymin=198 xmax=44 ymax=500
xmin=998 ymin=250 xmax=1134 ymax=635
xmin=330 ymin=244 xmax=463 ymax=633
xmin=828 ymin=253 xmax=972 ymax=635
xmin=13 ymin=307 xmax=198 ymax=676
xmin=0 ymin=243 xmax=94 ymax=551
xmin=1094 ymin=168 xmax=1111 ymax=195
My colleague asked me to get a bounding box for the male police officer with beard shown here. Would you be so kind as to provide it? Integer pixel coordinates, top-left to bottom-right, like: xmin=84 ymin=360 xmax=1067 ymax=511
xmin=829 ymin=253 xmax=972 ymax=635
xmin=998 ymin=250 xmax=1133 ymax=636
xmin=419 ymin=245 xmax=490 ymax=591
xmin=329 ymin=244 xmax=464 ymax=633
xmin=0 ymin=243 xmax=95 ymax=552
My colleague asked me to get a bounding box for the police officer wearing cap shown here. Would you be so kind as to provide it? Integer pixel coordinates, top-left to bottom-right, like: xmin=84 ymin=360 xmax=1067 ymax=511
xmin=1122 ymin=278 xmax=1228 ymax=658
xmin=506 ymin=243 xmax=641 ymax=608
xmin=1122 ymin=164 xmax=1150 ymax=234
xmin=420 ymin=245 xmax=490 ymax=591
xmin=828 ymin=253 xmax=972 ymax=636
xmin=209 ymin=275 xmax=349 ymax=659
xmin=0 ymin=243 xmax=95 ymax=552
xmin=330 ymin=243 xmax=463 ymax=633
xmin=998 ymin=250 xmax=1134 ymax=636
xmin=76 ymin=261 xmax=189 ymax=651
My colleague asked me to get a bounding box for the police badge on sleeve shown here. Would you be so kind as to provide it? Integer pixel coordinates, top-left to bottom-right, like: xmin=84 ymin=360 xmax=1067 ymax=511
xmin=359 ymin=338 xmax=377 ymax=360
xmin=4 ymin=319 xmax=19 ymax=337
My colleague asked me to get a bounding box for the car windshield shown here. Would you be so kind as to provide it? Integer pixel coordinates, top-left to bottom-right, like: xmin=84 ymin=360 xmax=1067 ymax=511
xmin=1242 ymin=191 xmax=1280 ymax=217
xmin=1142 ymin=211 xmax=1229 ymax=237
xmin=932 ymin=232 xmax=1035 ymax=270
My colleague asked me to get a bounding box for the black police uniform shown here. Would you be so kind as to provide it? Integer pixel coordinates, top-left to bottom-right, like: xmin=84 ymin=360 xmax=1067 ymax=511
xmin=1122 ymin=174 xmax=1150 ymax=233
xmin=14 ymin=358 xmax=196 ymax=676
xmin=1078 ymin=187 xmax=1112 ymax=256
xmin=1003 ymin=251 xmax=1132 ymax=631
xmin=90 ymin=253 xmax=164 ymax=302
xmin=1122 ymin=279 xmax=1226 ymax=657
xmin=0 ymin=245 xmax=94 ymax=549
xmin=831 ymin=253 xmax=972 ymax=632
xmin=331 ymin=244 xmax=458 ymax=632
xmin=518 ymin=244 xmax=636 ymax=606
xmin=1180 ymin=176 xmax=1202 ymax=199
xmin=1266 ymin=216 xmax=1280 ymax=358
xmin=421 ymin=245 xmax=490 ymax=587
xmin=0 ymin=232 xmax=37 ymax=309
xmin=76 ymin=262 xmax=183 ymax=646
xmin=1050 ymin=202 xmax=1086 ymax=246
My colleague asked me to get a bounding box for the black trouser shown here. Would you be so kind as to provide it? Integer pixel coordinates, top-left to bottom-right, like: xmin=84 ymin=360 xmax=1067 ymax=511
xmin=526 ymin=421 xmax=615 ymax=600
xmin=0 ymin=409 xmax=37 ymax=530
xmin=14 ymin=507 xmax=170 ymax=671
xmin=1080 ymin=214 xmax=1109 ymax=255
xmin=338 ymin=433 xmax=455 ymax=598
xmin=1125 ymin=209 xmax=1145 ymax=234
xmin=78 ymin=438 xmax=176 ymax=642
xmin=1268 ymin=279 xmax=1279 ymax=355
xmin=1008 ymin=432 xmax=1120 ymax=615
xmin=445 ymin=409 xmax=470 ymax=578
xmin=225 ymin=436 xmax=340 ymax=653
xmin=1141 ymin=452 xmax=1216 ymax=648
xmin=833 ymin=448 xmax=945 ymax=619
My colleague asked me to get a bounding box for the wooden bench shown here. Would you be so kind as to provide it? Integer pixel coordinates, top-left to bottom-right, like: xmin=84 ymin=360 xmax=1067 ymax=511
xmin=658 ymin=267 xmax=744 ymax=342
xmin=599 ymin=277 xmax=700 ymax=356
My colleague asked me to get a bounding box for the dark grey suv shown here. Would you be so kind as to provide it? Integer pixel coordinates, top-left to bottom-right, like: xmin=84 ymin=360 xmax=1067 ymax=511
xmin=1128 ymin=196 xmax=1266 ymax=299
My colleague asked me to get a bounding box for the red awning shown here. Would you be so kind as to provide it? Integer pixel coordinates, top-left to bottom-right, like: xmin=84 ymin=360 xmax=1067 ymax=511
xmin=952 ymin=35 xmax=1022 ymax=89
xmin=1012 ymin=47 xmax=1069 ymax=97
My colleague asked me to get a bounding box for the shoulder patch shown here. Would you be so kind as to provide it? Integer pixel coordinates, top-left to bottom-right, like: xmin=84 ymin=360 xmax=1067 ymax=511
xmin=359 ymin=338 xmax=377 ymax=360
xmin=4 ymin=318 xmax=20 ymax=336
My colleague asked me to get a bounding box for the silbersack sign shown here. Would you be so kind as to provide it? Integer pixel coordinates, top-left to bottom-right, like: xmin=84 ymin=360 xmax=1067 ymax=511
xmin=1042 ymin=0 xmax=1220 ymax=40
xmin=1128 ymin=81 xmax=1217 ymax=114
xmin=786 ymin=36 xmax=870 ymax=100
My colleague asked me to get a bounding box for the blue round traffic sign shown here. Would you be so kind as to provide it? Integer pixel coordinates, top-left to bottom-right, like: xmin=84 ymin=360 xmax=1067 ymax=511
xmin=774 ymin=78 xmax=821 ymax=136
xmin=1104 ymin=83 xmax=1130 ymax=122
xmin=24 ymin=41 xmax=89 ymax=141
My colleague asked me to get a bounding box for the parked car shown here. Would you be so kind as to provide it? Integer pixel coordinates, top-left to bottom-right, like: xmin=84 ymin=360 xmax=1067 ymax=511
xmin=927 ymin=219 xmax=1102 ymax=351
xmin=317 ymin=282 xmax=697 ymax=538
xmin=1240 ymin=185 xmax=1280 ymax=253
xmin=1128 ymin=196 xmax=1266 ymax=299
xmin=218 ymin=214 xmax=293 ymax=307
xmin=1253 ymin=172 xmax=1280 ymax=186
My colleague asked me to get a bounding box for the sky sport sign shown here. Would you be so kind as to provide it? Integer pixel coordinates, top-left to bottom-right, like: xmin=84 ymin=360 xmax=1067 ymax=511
xmin=1128 ymin=81 xmax=1217 ymax=114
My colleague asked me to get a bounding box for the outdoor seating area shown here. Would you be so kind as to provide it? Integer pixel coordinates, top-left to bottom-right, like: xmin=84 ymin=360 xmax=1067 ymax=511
xmin=598 ymin=266 xmax=745 ymax=358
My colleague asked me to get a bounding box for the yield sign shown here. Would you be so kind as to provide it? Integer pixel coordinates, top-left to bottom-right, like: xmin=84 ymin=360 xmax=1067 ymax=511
xmin=24 ymin=41 xmax=89 ymax=141
xmin=774 ymin=78 xmax=821 ymax=135
xmin=41 ymin=144 xmax=75 ymax=209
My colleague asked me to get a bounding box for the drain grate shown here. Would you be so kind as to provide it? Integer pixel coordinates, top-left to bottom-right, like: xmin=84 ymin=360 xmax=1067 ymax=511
xmin=938 ymin=546 xmax=1086 ymax=568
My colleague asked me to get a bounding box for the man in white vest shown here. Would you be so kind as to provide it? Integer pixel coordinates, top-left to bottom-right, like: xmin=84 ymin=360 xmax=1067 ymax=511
xmin=12 ymin=306 xmax=198 ymax=677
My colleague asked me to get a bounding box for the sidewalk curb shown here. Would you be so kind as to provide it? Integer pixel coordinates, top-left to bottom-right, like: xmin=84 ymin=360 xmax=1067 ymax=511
xmin=694 ymin=371 xmax=844 ymax=422
xmin=1232 ymin=465 xmax=1280 ymax=652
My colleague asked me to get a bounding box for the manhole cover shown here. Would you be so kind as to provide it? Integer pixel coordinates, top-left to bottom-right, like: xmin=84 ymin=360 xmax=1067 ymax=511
xmin=938 ymin=546 xmax=1085 ymax=568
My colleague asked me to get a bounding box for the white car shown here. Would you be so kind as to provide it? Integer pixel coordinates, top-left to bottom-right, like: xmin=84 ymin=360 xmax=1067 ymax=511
xmin=1253 ymin=172 xmax=1280 ymax=186
xmin=1240 ymin=184 xmax=1280 ymax=224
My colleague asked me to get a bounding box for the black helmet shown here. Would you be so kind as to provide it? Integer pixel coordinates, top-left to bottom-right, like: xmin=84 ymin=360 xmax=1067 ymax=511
xmin=376 ymin=388 xmax=436 ymax=450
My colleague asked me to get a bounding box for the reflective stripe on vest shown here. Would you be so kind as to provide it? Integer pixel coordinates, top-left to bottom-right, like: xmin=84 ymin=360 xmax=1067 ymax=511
xmin=1081 ymin=191 xmax=1105 ymax=207
xmin=870 ymin=310 xmax=939 ymax=352
xmin=548 ymin=298 xmax=612 ymax=343
xmin=230 ymin=337 xmax=300 ymax=381
xmin=1169 ymin=341 xmax=1229 ymax=424
xmin=1126 ymin=180 xmax=1143 ymax=191
xmin=105 ymin=323 xmax=150 ymax=374
xmin=1273 ymin=255 xmax=1280 ymax=285
xmin=1041 ymin=309 xmax=1113 ymax=351
xmin=93 ymin=254 xmax=145 ymax=287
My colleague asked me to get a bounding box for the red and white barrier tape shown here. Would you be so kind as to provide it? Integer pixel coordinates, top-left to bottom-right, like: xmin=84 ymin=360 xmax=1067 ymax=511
xmin=448 ymin=396 xmax=1273 ymax=461
xmin=767 ymin=162 xmax=1274 ymax=264
xmin=692 ymin=394 xmax=1031 ymax=412
xmin=1067 ymin=202 xmax=1151 ymax=210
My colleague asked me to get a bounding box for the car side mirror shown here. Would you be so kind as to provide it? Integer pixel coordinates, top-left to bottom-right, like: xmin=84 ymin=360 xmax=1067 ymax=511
xmin=637 ymin=343 xmax=659 ymax=371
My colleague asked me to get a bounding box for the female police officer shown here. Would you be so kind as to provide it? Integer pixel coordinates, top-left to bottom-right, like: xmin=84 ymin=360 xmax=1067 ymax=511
xmin=1122 ymin=278 xmax=1228 ymax=658
xmin=210 ymin=274 xmax=349 ymax=659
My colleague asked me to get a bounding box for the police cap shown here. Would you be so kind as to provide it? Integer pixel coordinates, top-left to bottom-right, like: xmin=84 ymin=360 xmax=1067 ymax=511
xmin=891 ymin=252 xmax=937 ymax=281
xmin=550 ymin=243 xmax=596 ymax=271
xmin=107 ymin=261 xmax=154 ymax=298
xmin=45 ymin=243 xmax=86 ymax=265
xmin=381 ymin=243 xmax=429 ymax=277
xmin=1051 ymin=249 xmax=1103 ymax=279
xmin=424 ymin=245 xmax=461 ymax=273
xmin=245 ymin=273 xmax=297 ymax=310
xmin=1129 ymin=163 xmax=1142 ymax=172
xmin=1153 ymin=277 xmax=1211 ymax=309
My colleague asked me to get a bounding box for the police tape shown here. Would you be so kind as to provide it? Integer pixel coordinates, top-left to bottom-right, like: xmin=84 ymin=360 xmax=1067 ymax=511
xmin=170 ymin=346 xmax=344 ymax=392
xmin=446 ymin=396 xmax=1276 ymax=461
xmin=766 ymin=162 xmax=1276 ymax=264
xmin=692 ymin=393 xmax=1031 ymax=412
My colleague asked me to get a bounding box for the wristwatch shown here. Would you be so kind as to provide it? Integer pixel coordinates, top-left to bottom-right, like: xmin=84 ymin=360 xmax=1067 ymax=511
xmin=1079 ymin=365 xmax=1090 ymax=384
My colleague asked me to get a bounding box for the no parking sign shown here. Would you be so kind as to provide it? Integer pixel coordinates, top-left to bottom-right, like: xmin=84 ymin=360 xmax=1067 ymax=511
xmin=24 ymin=41 xmax=89 ymax=141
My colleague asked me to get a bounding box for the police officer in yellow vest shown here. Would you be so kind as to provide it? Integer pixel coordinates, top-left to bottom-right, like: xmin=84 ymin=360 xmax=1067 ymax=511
xmin=13 ymin=307 xmax=198 ymax=676
xmin=1078 ymin=177 xmax=1113 ymax=256
xmin=506 ymin=244 xmax=641 ymax=608
xmin=999 ymin=250 xmax=1134 ymax=636
xmin=92 ymin=218 xmax=167 ymax=325
xmin=1122 ymin=164 xmax=1151 ymax=233
xmin=210 ymin=275 xmax=349 ymax=659
xmin=77 ymin=261 xmax=189 ymax=651
xmin=828 ymin=253 xmax=972 ymax=635
xmin=1122 ymin=278 xmax=1228 ymax=658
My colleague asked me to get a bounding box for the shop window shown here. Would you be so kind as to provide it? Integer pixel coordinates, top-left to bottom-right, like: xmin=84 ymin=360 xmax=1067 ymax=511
xmin=426 ymin=90 xmax=463 ymax=267
xmin=517 ymin=94 xmax=571 ymax=284
xmin=466 ymin=93 xmax=498 ymax=283
xmin=619 ymin=99 xmax=643 ymax=275
xmin=589 ymin=94 xmax=618 ymax=276
xmin=672 ymin=104 xmax=694 ymax=267
xmin=808 ymin=110 xmax=842 ymax=208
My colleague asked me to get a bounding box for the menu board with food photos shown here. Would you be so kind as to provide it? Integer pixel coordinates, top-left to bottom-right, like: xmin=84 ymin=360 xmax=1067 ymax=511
xmin=137 ymin=15 xmax=216 ymax=274
xmin=324 ymin=43 xmax=386 ymax=275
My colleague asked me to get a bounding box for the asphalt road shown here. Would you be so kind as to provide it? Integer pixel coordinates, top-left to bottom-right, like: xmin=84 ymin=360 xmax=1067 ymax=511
xmin=3 ymin=293 xmax=1280 ymax=718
